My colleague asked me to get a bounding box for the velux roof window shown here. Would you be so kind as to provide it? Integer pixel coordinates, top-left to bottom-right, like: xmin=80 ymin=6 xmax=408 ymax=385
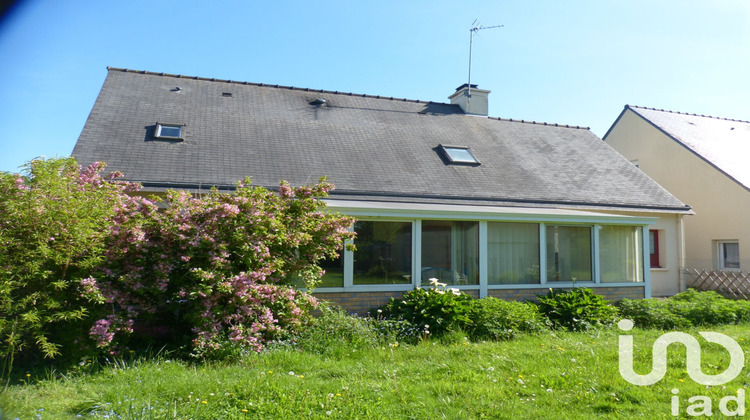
xmin=439 ymin=144 xmax=480 ymax=165
xmin=155 ymin=122 xmax=184 ymax=140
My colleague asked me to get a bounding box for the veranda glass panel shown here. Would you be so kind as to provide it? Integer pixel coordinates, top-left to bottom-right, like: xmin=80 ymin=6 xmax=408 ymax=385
xmin=353 ymin=221 xmax=412 ymax=284
xmin=599 ymin=225 xmax=644 ymax=283
xmin=421 ymin=221 xmax=479 ymax=285
xmin=546 ymin=225 xmax=592 ymax=282
xmin=319 ymin=254 xmax=344 ymax=287
xmin=488 ymin=222 xmax=540 ymax=284
xmin=289 ymin=250 xmax=344 ymax=288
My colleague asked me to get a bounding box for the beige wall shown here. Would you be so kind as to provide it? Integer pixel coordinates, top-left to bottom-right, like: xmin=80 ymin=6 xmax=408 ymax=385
xmin=605 ymin=110 xmax=750 ymax=275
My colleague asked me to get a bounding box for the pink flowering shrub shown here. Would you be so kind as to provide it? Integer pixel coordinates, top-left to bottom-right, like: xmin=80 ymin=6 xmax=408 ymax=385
xmin=1 ymin=157 xmax=355 ymax=363
xmin=97 ymin=178 xmax=354 ymax=357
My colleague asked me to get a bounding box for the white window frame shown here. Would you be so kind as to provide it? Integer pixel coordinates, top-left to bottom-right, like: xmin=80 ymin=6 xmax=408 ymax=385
xmin=155 ymin=122 xmax=184 ymax=140
xmin=716 ymin=240 xmax=740 ymax=271
xmin=342 ymin=218 xmax=416 ymax=292
xmin=438 ymin=144 xmax=481 ymax=165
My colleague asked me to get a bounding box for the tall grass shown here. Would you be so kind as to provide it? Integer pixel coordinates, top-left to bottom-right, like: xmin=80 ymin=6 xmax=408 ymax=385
xmin=4 ymin=324 xmax=750 ymax=419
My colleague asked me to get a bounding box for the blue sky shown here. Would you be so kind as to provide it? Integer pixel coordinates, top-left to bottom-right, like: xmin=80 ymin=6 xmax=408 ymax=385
xmin=1 ymin=0 xmax=749 ymax=173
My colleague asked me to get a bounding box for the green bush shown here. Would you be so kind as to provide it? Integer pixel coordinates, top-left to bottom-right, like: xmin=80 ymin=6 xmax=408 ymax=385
xmin=615 ymin=298 xmax=691 ymax=329
xmin=667 ymin=289 xmax=750 ymax=326
xmin=375 ymin=279 xmax=473 ymax=337
xmin=467 ymin=297 xmax=548 ymax=341
xmin=536 ymin=288 xmax=618 ymax=331
xmin=296 ymin=305 xmax=417 ymax=355
xmin=368 ymin=315 xmax=424 ymax=345
xmin=617 ymin=289 xmax=750 ymax=330
xmin=296 ymin=305 xmax=380 ymax=355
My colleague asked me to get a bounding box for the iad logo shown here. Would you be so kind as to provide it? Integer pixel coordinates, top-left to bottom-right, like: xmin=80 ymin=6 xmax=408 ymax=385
xmin=618 ymin=319 xmax=744 ymax=386
xmin=618 ymin=319 xmax=746 ymax=416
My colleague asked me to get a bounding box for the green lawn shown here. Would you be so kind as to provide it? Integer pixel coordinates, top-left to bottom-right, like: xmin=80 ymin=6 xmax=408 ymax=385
xmin=3 ymin=324 xmax=750 ymax=419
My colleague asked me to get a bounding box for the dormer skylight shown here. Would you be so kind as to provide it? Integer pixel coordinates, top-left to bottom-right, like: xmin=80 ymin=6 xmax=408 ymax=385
xmin=439 ymin=144 xmax=480 ymax=165
xmin=155 ymin=123 xmax=184 ymax=140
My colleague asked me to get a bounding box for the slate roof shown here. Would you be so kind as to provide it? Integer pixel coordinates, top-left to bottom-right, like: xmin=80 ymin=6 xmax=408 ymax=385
xmin=611 ymin=105 xmax=750 ymax=192
xmin=72 ymin=68 xmax=690 ymax=213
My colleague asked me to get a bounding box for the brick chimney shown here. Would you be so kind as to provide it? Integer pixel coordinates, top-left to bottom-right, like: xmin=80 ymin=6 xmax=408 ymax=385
xmin=449 ymin=84 xmax=490 ymax=116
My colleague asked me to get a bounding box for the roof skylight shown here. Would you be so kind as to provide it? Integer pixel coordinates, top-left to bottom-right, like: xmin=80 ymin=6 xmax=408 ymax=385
xmin=439 ymin=145 xmax=480 ymax=165
xmin=155 ymin=123 xmax=184 ymax=140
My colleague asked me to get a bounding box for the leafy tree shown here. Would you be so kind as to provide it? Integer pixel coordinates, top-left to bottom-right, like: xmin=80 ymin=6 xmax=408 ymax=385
xmin=0 ymin=158 xmax=140 ymax=363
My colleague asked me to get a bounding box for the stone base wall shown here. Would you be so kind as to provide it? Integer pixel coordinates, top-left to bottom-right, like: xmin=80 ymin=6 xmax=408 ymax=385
xmin=315 ymin=287 xmax=643 ymax=314
xmin=488 ymin=286 xmax=645 ymax=302
xmin=313 ymin=291 xmax=405 ymax=315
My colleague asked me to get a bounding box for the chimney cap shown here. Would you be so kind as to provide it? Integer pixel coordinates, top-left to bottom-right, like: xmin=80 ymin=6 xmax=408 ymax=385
xmin=455 ymin=83 xmax=478 ymax=92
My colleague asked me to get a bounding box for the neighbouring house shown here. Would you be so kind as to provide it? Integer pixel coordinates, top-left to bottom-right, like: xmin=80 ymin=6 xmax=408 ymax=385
xmin=72 ymin=68 xmax=691 ymax=312
xmin=604 ymin=105 xmax=750 ymax=289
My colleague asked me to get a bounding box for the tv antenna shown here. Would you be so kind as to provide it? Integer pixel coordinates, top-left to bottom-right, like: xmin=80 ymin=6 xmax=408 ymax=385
xmin=467 ymin=20 xmax=503 ymax=100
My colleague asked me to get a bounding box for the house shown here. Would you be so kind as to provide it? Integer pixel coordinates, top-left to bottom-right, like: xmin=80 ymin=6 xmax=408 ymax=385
xmin=71 ymin=68 xmax=692 ymax=312
xmin=604 ymin=105 xmax=750 ymax=282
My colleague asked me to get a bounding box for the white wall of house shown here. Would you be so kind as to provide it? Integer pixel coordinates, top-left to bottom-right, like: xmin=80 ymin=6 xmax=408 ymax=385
xmin=605 ymin=110 xmax=750 ymax=276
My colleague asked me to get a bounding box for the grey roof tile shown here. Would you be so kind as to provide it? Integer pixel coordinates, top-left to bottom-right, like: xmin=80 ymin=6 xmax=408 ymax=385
xmin=626 ymin=105 xmax=750 ymax=191
xmin=72 ymin=68 xmax=690 ymax=213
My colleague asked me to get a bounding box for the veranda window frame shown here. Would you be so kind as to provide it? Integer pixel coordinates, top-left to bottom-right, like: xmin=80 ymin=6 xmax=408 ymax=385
xmin=313 ymin=201 xmax=653 ymax=297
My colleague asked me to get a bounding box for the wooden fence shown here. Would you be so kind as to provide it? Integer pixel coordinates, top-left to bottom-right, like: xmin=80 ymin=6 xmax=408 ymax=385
xmin=685 ymin=268 xmax=750 ymax=299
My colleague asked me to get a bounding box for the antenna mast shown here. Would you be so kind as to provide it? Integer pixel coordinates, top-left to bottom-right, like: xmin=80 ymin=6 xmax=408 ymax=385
xmin=467 ymin=20 xmax=503 ymax=100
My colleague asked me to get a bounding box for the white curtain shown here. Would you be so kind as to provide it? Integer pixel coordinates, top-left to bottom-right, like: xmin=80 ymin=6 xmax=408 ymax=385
xmin=487 ymin=223 xmax=540 ymax=284
xmin=421 ymin=221 xmax=478 ymax=285
xmin=599 ymin=225 xmax=643 ymax=283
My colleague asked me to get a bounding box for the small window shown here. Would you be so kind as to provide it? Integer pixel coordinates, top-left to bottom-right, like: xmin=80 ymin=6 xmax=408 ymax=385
xmin=649 ymin=230 xmax=662 ymax=268
xmin=155 ymin=123 xmax=184 ymax=140
xmin=717 ymin=241 xmax=740 ymax=271
xmin=439 ymin=145 xmax=480 ymax=165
